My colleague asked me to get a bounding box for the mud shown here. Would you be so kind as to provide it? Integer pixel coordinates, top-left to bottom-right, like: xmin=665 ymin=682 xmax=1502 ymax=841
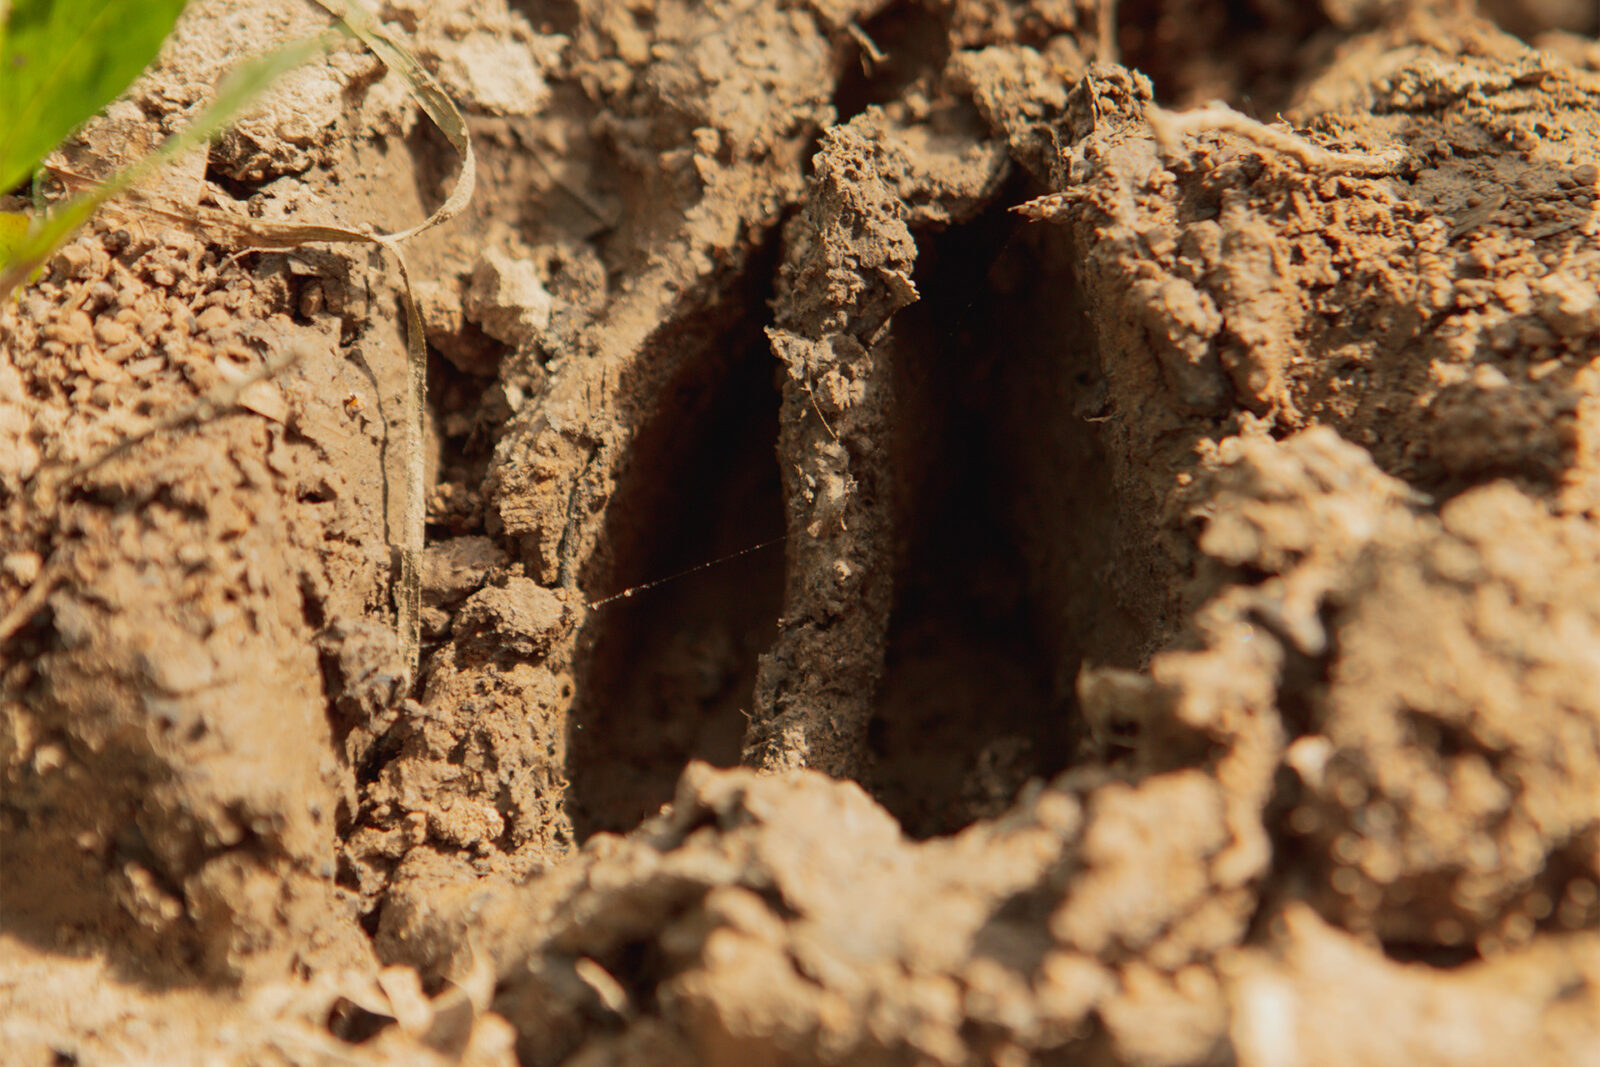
xmin=3 ymin=0 xmax=1599 ymax=1063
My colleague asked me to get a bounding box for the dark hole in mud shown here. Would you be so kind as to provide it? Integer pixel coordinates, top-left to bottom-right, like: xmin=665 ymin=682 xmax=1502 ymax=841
xmin=833 ymin=2 xmax=950 ymax=124
xmin=425 ymin=348 xmax=506 ymax=539
xmin=327 ymin=997 xmax=391 ymax=1044
xmin=506 ymin=0 xmax=581 ymax=36
xmin=872 ymin=186 xmax=1139 ymax=838
xmin=201 ymin=163 xmax=263 ymax=204
xmin=1116 ymin=0 xmax=1330 ymax=112
xmin=566 ymin=306 xmax=785 ymax=840
xmin=1381 ymin=940 xmax=1482 ymax=967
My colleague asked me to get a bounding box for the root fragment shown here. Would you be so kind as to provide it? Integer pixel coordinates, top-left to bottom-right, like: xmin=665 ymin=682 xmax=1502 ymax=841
xmin=1146 ymin=103 xmax=1407 ymax=175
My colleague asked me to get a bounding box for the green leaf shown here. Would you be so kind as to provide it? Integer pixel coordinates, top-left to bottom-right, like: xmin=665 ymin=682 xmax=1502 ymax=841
xmin=0 ymin=0 xmax=191 ymax=194
xmin=0 ymin=191 xmax=95 ymax=294
xmin=0 ymin=209 xmax=28 ymax=258
xmin=0 ymin=32 xmax=334 ymax=300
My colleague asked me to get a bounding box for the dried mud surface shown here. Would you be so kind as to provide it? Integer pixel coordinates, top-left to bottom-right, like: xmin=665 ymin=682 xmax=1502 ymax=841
xmin=4 ymin=0 xmax=1600 ymax=1064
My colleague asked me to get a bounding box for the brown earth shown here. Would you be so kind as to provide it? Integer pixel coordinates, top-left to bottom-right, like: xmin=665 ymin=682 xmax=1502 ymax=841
xmin=3 ymin=0 xmax=1600 ymax=1063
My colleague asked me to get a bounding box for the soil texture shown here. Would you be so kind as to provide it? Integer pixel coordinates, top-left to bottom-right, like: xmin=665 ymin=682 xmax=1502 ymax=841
xmin=4 ymin=0 xmax=1600 ymax=1064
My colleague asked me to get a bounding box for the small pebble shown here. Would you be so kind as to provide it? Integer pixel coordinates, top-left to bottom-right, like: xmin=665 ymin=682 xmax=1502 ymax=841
xmin=48 ymin=310 xmax=94 ymax=346
xmin=196 ymin=305 xmax=231 ymax=333
xmin=54 ymin=245 xmax=93 ymax=279
xmin=2 ymin=551 xmax=42 ymax=584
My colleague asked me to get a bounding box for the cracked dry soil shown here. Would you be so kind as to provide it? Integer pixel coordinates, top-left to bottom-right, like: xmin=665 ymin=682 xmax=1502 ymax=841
xmin=4 ymin=0 xmax=1600 ymax=1064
